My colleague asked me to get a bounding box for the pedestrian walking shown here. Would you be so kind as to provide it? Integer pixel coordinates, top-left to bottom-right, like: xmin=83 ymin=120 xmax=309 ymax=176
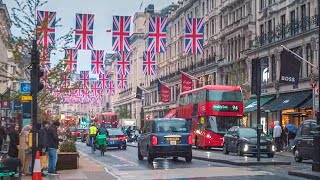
xmin=18 ymin=125 xmax=31 ymax=175
xmin=47 ymin=121 xmax=60 ymax=175
xmin=8 ymin=124 xmax=19 ymax=158
xmin=273 ymin=121 xmax=282 ymax=152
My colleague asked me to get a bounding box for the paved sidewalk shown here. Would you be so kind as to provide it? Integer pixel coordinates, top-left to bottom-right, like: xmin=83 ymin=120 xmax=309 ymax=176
xmin=22 ymin=154 xmax=119 ymax=180
xmin=127 ymin=142 xmax=291 ymax=166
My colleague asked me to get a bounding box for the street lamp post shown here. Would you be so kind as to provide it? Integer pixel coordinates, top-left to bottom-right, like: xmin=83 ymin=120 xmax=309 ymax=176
xmin=312 ymin=0 xmax=320 ymax=172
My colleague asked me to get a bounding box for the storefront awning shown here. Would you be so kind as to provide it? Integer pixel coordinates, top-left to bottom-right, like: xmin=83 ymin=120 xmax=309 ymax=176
xmin=299 ymin=97 xmax=313 ymax=109
xmin=164 ymin=109 xmax=176 ymax=118
xmin=244 ymin=96 xmax=274 ymax=113
xmin=262 ymin=91 xmax=312 ymax=112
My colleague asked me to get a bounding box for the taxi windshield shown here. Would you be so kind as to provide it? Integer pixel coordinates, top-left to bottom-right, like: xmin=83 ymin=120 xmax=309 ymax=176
xmin=155 ymin=120 xmax=188 ymax=133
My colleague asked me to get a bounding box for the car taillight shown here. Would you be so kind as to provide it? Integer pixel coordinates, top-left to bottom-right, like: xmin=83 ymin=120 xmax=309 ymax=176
xmin=119 ymin=136 xmax=127 ymax=140
xmin=151 ymin=136 xmax=158 ymax=146
xmin=106 ymin=137 xmax=110 ymax=140
xmin=188 ymin=135 xmax=192 ymax=145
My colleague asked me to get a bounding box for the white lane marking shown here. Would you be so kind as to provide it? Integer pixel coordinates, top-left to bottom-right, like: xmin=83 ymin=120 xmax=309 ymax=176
xmin=110 ymin=154 xmax=139 ymax=166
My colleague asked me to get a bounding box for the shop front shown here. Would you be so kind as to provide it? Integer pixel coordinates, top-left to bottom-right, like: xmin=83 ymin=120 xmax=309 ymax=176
xmin=244 ymin=96 xmax=274 ymax=128
xmin=262 ymin=90 xmax=313 ymax=129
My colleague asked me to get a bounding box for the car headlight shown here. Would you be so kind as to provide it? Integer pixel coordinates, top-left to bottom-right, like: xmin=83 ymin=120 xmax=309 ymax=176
xmin=243 ymin=144 xmax=249 ymax=152
xmin=206 ymin=134 xmax=212 ymax=139
xmin=272 ymin=145 xmax=276 ymax=152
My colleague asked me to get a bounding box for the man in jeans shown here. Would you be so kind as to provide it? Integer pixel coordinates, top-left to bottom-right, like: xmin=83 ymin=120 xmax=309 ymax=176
xmin=47 ymin=121 xmax=60 ymax=175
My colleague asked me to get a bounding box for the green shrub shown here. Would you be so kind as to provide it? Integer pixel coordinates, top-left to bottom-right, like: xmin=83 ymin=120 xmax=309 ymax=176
xmin=59 ymin=140 xmax=77 ymax=152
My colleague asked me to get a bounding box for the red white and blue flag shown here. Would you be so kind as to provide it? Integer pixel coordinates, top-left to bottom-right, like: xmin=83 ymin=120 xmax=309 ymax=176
xmin=61 ymin=72 xmax=71 ymax=89
xmin=75 ymin=13 xmax=94 ymax=50
xmin=185 ymin=18 xmax=204 ymax=54
xmin=112 ymin=16 xmax=131 ymax=52
xmin=117 ymin=74 xmax=127 ymax=89
xmin=99 ymin=72 xmax=109 ymax=89
xmin=91 ymin=50 xmax=105 ymax=74
xmin=107 ymin=80 xmax=115 ymax=96
xmin=117 ymin=51 xmax=130 ymax=75
xmin=36 ymin=11 xmax=56 ymax=49
xmin=90 ymin=81 xmax=102 ymax=97
xmin=40 ymin=48 xmax=51 ymax=65
xmin=64 ymin=49 xmax=78 ymax=73
xmin=148 ymin=16 xmax=167 ymax=53
xmin=80 ymin=70 xmax=90 ymax=88
xmin=143 ymin=51 xmax=156 ymax=75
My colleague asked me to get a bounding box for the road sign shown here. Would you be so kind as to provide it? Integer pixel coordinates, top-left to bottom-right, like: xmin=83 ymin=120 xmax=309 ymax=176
xmin=20 ymin=82 xmax=31 ymax=94
xmin=21 ymin=95 xmax=32 ymax=101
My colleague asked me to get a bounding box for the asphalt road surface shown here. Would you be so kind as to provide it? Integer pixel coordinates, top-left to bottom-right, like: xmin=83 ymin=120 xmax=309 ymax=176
xmin=76 ymin=142 xmax=307 ymax=180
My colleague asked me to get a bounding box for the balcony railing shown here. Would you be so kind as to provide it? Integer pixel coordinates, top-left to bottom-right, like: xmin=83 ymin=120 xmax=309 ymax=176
xmin=249 ymin=15 xmax=319 ymax=49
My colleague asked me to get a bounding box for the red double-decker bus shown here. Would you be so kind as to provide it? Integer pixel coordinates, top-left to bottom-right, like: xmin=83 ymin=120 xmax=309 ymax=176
xmin=96 ymin=112 xmax=119 ymax=128
xmin=177 ymin=85 xmax=243 ymax=148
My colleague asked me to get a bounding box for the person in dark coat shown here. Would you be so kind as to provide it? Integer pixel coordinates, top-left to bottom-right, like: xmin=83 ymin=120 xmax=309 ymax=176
xmin=47 ymin=121 xmax=60 ymax=175
xmin=0 ymin=126 xmax=7 ymax=151
xmin=8 ymin=124 xmax=19 ymax=158
xmin=37 ymin=121 xmax=49 ymax=152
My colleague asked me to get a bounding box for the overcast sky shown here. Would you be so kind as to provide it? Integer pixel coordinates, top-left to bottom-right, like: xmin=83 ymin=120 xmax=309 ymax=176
xmin=4 ymin=0 xmax=177 ymax=74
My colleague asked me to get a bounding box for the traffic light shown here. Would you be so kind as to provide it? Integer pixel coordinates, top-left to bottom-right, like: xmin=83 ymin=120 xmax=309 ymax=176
xmin=38 ymin=68 xmax=44 ymax=92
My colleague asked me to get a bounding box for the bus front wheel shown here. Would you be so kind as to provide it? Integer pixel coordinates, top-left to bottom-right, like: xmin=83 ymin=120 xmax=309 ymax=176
xmin=195 ymin=138 xmax=201 ymax=149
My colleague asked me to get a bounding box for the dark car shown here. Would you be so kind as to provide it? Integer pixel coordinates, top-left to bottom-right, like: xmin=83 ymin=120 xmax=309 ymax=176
xmin=291 ymin=119 xmax=317 ymax=162
xmin=137 ymin=118 xmax=192 ymax=163
xmin=86 ymin=128 xmax=127 ymax=150
xmin=81 ymin=128 xmax=89 ymax=142
xmin=74 ymin=128 xmax=87 ymax=139
xmin=223 ymin=126 xmax=275 ymax=158
xmin=105 ymin=128 xmax=127 ymax=150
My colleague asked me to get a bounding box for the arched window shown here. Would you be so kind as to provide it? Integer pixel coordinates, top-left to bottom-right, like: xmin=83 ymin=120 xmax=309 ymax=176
xmin=306 ymin=44 xmax=313 ymax=77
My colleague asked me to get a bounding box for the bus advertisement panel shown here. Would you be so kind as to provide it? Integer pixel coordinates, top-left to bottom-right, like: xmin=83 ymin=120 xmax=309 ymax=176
xmin=177 ymin=85 xmax=243 ymax=148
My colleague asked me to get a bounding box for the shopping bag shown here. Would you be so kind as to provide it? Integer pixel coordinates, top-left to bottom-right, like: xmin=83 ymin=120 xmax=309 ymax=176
xmin=40 ymin=154 xmax=48 ymax=169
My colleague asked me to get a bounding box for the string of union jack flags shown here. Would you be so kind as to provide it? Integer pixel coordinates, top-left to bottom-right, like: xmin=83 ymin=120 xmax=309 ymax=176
xmin=36 ymin=10 xmax=204 ymax=104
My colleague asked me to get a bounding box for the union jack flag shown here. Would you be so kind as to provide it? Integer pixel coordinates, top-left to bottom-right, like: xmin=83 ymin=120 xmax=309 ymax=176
xmin=80 ymin=71 xmax=90 ymax=88
xmin=143 ymin=51 xmax=156 ymax=75
xmin=112 ymin=16 xmax=131 ymax=52
xmin=36 ymin=11 xmax=56 ymax=49
xmin=74 ymin=86 xmax=83 ymax=97
xmin=64 ymin=49 xmax=78 ymax=73
xmin=99 ymin=72 xmax=109 ymax=89
xmin=107 ymin=80 xmax=115 ymax=96
xmin=42 ymin=63 xmax=51 ymax=75
xmin=117 ymin=74 xmax=127 ymax=89
xmin=148 ymin=16 xmax=167 ymax=53
xmin=61 ymin=72 xmax=71 ymax=88
xmin=116 ymin=51 xmax=130 ymax=75
xmin=185 ymin=18 xmax=204 ymax=54
xmin=75 ymin=13 xmax=94 ymax=50
xmin=40 ymin=48 xmax=51 ymax=64
xmin=91 ymin=50 xmax=105 ymax=74
xmin=91 ymin=81 xmax=102 ymax=97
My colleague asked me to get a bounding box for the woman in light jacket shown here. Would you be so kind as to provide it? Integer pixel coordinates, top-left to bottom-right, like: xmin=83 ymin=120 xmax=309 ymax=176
xmin=18 ymin=125 xmax=31 ymax=175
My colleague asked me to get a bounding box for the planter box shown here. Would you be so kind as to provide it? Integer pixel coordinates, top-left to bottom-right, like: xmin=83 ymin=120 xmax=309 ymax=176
xmin=56 ymin=152 xmax=79 ymax=170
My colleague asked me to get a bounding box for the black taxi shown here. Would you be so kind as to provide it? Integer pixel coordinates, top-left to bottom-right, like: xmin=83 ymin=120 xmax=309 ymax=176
xmin=137 ymin=118 xmax=192 ymax=163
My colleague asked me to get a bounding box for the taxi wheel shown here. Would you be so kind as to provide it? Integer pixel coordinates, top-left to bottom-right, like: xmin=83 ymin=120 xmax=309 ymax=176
xmin=294 ymin=149 xmax=303 ymax=162
xmin=185 ymin=154 xmax=192 ymax=162
xmin=173 ymin=157 xmax=178 ymax=161
xmin=147 ymin=150 xmax=154 ymax=164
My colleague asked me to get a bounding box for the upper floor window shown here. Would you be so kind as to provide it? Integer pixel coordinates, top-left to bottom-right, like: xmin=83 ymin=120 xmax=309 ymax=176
xmin=260 ymin=0 xmax=265 ymax=10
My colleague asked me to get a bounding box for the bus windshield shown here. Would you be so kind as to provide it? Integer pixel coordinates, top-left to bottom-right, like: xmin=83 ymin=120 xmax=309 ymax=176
xmin=207 ymin=116 xmax=240 ymax=134
xmin=208 ymin=90 xmax=243 ymax=102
